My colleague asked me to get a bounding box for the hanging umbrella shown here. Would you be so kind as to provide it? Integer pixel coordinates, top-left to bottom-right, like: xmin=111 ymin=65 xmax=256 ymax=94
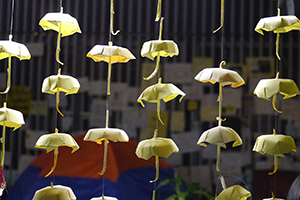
xmin=91 ymin=195 xmax=118 ymax=200
xmin=255 ymin=8 xmax=300 ymax=60
xmin=136 ymin=129 xmax=179 ymax=183
xmin=197 ymin=125 xmax=242 ymax=172
xmin=32 ymin=184 xmax=76 ymax=200
xmin=84 ymin=128 xmax=129 ymax=175
xmin=137 ymin=77 xmax=185 ymax=125
xmin=39 ymin=8 xmax=81 ymax=65
xmin=42 ymin=68 xmax=80 ymax=116
xmin=253 ymin=129 xmax=296 ymax=175
xmin=35 ymin=128 xmax=79 ymax=177
xmin=216 ymin=185 xmax=251 ymax=200
xmin=263 ymin=191 xmax=284 ymax=200
xmin=0 ymin=36 xmax=31 ymax=94
xmin=141 ymin=18 xmax=179 ymax=80
xmin=254 ymin=72 xmax=300 ymax=113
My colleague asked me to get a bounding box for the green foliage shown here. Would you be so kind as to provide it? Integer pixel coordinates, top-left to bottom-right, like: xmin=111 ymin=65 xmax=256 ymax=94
xmin=157 ymin=172 xmax=214 ymax=200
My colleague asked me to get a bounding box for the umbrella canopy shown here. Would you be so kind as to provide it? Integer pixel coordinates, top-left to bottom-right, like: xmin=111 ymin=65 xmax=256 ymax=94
xmin=91 ymin=195 xmax=118 ymax=200
xmin=137 ymin=78 xmax=185 ymax=124
xmin=39 ymin=12 xmax=81 ymax=37
xmin=194 ymin=67 xmax=245 ymax=87
xmin=0 ymin=40 xmax=31 ymax=60
xmin=84 ymin=128 xmax=129 ymax=143
xmin=141 ymin=40 xmax=179 ymax=61
xmin=0 ymin=102 xmax=24 ymax=130
xmin=87 ymin=44 xmax=135 ymax=63
xmin=197 ymin=125 xmax=242 ymax=148
xmin=7 ymin=135 xmax=175 ymax=200
xmin=32 ymin=184 xmax=76 ymax=200
xmin=254 ymin=72 xmax=300 ymax=113
xmin=216 ymin=185 xmax=251 ymax=200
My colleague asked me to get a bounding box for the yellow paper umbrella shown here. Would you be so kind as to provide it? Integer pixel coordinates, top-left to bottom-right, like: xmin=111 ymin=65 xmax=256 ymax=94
xmin=137 ymin=77 xmax=185 ymax=125
xmin=39 ymin=8 xmax=81 ymax=65
xmin=0 ymin=36 xmax=31 ymax=94
xmin=255 ymin=8 xmax=300 ymax=60
xmin=263 ymin=192 xmax=284 ymax=200
xmin=35 ymin=128 xmax=79 ymax=177
xmin=91 ymin=194 xmax=118 ymax=200
xmin=42 ymin=68 xmax=80 ymax=116
xmin=84 ymin=128 xmax=129 ymax=175
xmin=216 ymin=185 xmax=251 ymax=200
xmin=32 ymin=184 xmax=76 ymax=200
xmin=197 ymin=125 xmax=242 ymax=172
xmin=0 ymin=102 xmax=25 ymax=168
xmin=254 ymin=72 xmax=300 ymax=113
xmin=253 ymin=129 xmax=296 ymax=175
xmin=136 ymin=129 xmax=179 ymax=183
xmin=141 ymin=18 xmax=179 ymax=80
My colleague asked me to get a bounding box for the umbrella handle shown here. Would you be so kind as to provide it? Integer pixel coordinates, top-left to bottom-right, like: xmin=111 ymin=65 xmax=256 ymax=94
xmin=272 ymin=94 xmax=282 ymax=113
xmin=213 ymin=0 xmax=224 ymax=33
xmin=157 ymin=100 xmax=164 ymax=125
xmin=0 ymin=126 xmax=6 ymax=167
xmin=276 ymin=33 xmax=281 ymax=60
xmin=216 ymin=145 xmax=221 ymax=172
xmin=143 ymin=54 xmax=160 ymax=81
xmin=0 ymin=55 xmax=11 ymax=94
xmin=56 ymin=22 xmax=64 ymax=65
xmin=45 ymin=148 xmax=58 ymax=177
xmin=268 ymin=156 xmax=278 ymax=175
xmin=110 ymin=0 xmax=120 ymax=36
xmin=152 ymin=190 xmax=156 ymax=200
xmin=56 ymin=88 xmax=64 ymax=116
xmin=150 ymin=156 xmax=160 ymax=183
xmin=99 ymin=139 xmax=109 ymax=175
xmin=155 ymin=0 xmax=162 ymax=22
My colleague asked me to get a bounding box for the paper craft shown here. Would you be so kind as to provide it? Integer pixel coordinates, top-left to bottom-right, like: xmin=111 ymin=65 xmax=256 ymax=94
xmin=263 ymin=192 xmax=284 ymax=200
xmin=35 ymin=129 xmax=79 ymax=177
xmin=136 ymin=129 xmax=179 ymax=183
xmin=255 ymin=8 xmax=300 ymax=59
xmin=42 ymin=68 xmax=80 ymax=116
xmin=253 ymin=129 xmax=296 ymax=175
xmin=141 ymin=18 xmax=179 ymax=80
xmin=84 ymin=128 xmax=129 ymax=175
xmin=213 ymin=0 xmax=225 ymax=33
xmin=32 ymin=184 xmax=76 ymax=200
xmin=253 ymin=72 xmax=300 ymax=113
xmin=0 ymin=36 xmax=31 ymax=94
xmin=91 ymin=194 xmax=118 ymax=200
xmin=39 ymin=8 xmax=81 ymax=65
xmin=216 ymin=185 xmax=251 ymax=200
xmin=137 ymin=77 xmax=185 ymax=124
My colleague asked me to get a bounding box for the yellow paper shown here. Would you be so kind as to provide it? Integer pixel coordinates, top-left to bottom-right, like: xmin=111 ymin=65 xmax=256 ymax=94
xmin=87 ymin=44 xmax=135 ymax=63
xmin=91 ymin=196 xmax=118 ymax=200
xmin=84 ymin=128 xmax=129 ymax=143
xmin=136 ymin=136 xmax=179 ymax=160
xmin=195 ymin=68 xmax=245 ymax=87
xmin=0 ymin=103 xmax=24 ymax=130
xmin=0 ymin=40 xmax=31 ymax=60
xmin=39 ymin=12 xmax=81 ymax=37
xmin=253 ymin=134 xmax=296 ymax=157
xmin=141 ymin=40 xmax=179 ymax=61
xmin=216 ymin=185 xmax=251 ymax=200
xmin=197 ymin=125 xmax=242 ymax=148
xmin=32 ymin=185 xmax=76 ymax=200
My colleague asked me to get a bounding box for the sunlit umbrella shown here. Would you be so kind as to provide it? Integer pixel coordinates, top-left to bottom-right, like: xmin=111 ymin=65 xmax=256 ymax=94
xmin=254 ymin=72 xmax=300 ymax=113
xmin=39 ymin=8 xmax=81 ymax=65
xmin=253 ymin=129 xmax=296 ymax=175
xmin=0 ymin=35 xmax=31 ymax=94
xmin=42 ymin=68 xmax=80 ymax=116
xmin=137 ymin=77 xmax=185 ymax=125
xmin=32 ymin=183 xmax=76 ymax=200
xmin=255 ymin=8 xmax=300 ymax=60
xmin=216 ymin=185 xmax=251 ymax=200
xmin=84 ymin=128 xmax=129 ymax=175
xmin=35 ymin=128 xmax=79 ymax=177
xmin=136 ymin=129 xmax=179 ymax=183
xmin=141 ymin=18 xmax=179 ymax=80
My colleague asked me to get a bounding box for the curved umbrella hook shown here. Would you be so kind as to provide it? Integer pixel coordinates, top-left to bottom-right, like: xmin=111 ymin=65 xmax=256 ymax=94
xmin=155 ymin=0 xmax=162 ymax=22
xmin=99 ymin=138 xmax=109 ymax=175
xmin=272 ymin=72 xmax=282 ymax=113
xmin=56 ymin=7 xmax=64 ymax=65
xmin=213 ymin=0 xmax=224 ymax=33
xmin=110 ymin=0 xmax=120 ymax=36
xmin=150 ymin=156 xmax=160 ymax=183
xmin=56 ymin=68 xmax=64 ymax=116
xmin=0 ymin=35 xmax=13 ymax=94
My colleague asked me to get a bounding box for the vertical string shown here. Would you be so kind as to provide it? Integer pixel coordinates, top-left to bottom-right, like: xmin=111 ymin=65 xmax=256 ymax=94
xmin=60 ymin=0 xmax=63 ymax=10
xmin=9 ymin=0 xmax=15 ymax=36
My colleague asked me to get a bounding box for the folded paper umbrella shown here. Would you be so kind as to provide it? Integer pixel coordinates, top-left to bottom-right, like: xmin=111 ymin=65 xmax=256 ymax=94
xmin=141 ymin=17 xmax=179 ymax=80
xmin=254 ymin=72 xmax=300 ymax=113
xmin=137 ymin=77 xmax=185 ymax=125
xmin=91 ymin=194 xmax=118 ymax=200
xmin=197 ymin=125 xmax=242 ymax=172
xmin=86 ymin=42 xmax=135 ymax=95
xmin=0 ymin=35 xmax=31 ymax=94
xmin=263 ymin=192 xmax=284 ymax=200
xmin=84 ymin=128 xmax=129 ymax=175
xmin=35 ymin=128 xmax=79 ymax=177
xmin=42 ymin=68 xmax=80 ymax=116
xmin=216 ymin=185 xmax=251 ymax=200
xmin=136 ymin=129 xmax=179 ymax=183
xmin=253 ymin=129 xmax=296 ymax=175
xmin=255 ymin=8 xmax=300 ymax=60
xmin=39 ymin=7 xmax=81 ymax=65
xmin=32 ymin=183 xmax=76 ymax=200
